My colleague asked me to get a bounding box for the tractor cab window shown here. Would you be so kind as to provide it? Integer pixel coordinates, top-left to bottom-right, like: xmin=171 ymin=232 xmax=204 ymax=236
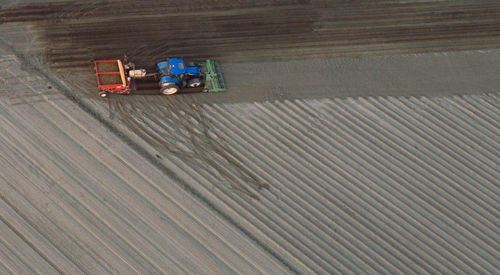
xmin=168 ymin=58 xmax=188 ymax=75
xmin=170 ymin=62 xmax=184 ymax=70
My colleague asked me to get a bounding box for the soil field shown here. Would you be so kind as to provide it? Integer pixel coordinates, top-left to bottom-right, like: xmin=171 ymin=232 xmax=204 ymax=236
xmin=98 ymin=74 xmax=122 ymax=86
xmin=96 ymin=62 xmax=120 ymax=73
xmin=1 ymin=1 xmax=499 ymax=273
xmin=1 ymin=0 xmax=500 ymax=71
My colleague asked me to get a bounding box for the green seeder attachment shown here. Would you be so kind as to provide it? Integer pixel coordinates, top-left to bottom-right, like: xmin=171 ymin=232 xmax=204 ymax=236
xmin=202 ymin=59 xmax=226 ymax=92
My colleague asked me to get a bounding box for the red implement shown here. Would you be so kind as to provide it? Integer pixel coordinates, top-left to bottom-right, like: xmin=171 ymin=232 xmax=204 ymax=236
xmin=94 ymin=60 xmax=130 ymax=97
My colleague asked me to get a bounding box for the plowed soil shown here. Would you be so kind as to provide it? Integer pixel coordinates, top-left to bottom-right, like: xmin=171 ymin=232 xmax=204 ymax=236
xmin=1 ymin=2 xmax=499 ymax=272
xmin=1 ymin=0 xmax=500 ymax=70
xmin=99 ymin=74 xmax=122 ymax=86
xmin=1 ymin=0 xmax=499 ymax=144
xmin=96 ymin=62 xmax=119 ymax=73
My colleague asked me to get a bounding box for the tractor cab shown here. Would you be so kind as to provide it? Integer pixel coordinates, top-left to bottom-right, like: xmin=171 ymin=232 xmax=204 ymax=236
xmin=157 ymin=58 xmax=201 ymax=77
xmin=156 ymin=58 xmax=203 ymax=95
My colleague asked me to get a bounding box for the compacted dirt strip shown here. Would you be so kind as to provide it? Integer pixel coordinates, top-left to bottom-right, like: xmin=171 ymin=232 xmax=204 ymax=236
xmin=1 ymin=0 xmax=500 ymax=70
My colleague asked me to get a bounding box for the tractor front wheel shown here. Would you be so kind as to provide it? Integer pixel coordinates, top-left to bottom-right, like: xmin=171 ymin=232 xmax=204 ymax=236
xmin=160 ymin=83 xmax=179 ymax=95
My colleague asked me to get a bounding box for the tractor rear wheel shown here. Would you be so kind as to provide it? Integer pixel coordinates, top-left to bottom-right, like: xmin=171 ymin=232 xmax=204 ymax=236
xmin=187 ymin=78 xmax=202 ymax=88
xmin=161 ymin=83 xmax=179 ymax=95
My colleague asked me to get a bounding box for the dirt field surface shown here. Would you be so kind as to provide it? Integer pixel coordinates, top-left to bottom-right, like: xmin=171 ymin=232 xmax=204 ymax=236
xmin=96 ymin=62 xmax=120 ymax=73
xmin=1 ymin=0 xmax=499 ymax=273
xmin=1 ymin=0 xmax=500 ymax=66
xmin=1 ymin=0 xmax=499 ymax=101
xmin=1 ymin=50 xmax=498 ymax=273
xmin=98 ymin=74 xmax=122 ymax=86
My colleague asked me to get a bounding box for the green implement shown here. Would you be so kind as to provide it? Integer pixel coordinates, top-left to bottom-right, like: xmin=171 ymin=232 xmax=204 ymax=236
xmin=201 ymin=59 xmax=226 ymax=92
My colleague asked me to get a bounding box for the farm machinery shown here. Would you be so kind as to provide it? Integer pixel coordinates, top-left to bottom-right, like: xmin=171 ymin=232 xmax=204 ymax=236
xmin=94 ymin=57 xmax=225 ymax=98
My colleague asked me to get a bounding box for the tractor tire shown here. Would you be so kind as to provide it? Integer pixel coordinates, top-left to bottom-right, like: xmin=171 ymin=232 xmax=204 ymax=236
xmin=99 ymin=90 xmax=108 ymax=98
xmin=161 ymin=83 xmax=179 ymax=95
xmin=187 ymin=78 xmax=202 ymax=88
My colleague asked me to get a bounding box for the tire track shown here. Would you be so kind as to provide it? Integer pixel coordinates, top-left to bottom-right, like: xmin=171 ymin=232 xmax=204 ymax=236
xmin=107 ymin=97 xmax=269 ymax=199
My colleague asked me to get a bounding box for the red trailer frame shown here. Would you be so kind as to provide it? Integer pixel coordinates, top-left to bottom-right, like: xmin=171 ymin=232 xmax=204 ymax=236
xmin=94 ymin=59 xmax=131 ymax=97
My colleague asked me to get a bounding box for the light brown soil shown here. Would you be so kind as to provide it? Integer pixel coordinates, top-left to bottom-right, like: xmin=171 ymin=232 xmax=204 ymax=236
xmin=98 ymin=74 xmax=121 ymax=85
xmin=96 ymin=62 xmax=119 ymax=73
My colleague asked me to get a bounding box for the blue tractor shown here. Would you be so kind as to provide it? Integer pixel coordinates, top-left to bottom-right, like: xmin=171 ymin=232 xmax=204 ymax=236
xmin=156 ymin=58 xmax=225 ymax=95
